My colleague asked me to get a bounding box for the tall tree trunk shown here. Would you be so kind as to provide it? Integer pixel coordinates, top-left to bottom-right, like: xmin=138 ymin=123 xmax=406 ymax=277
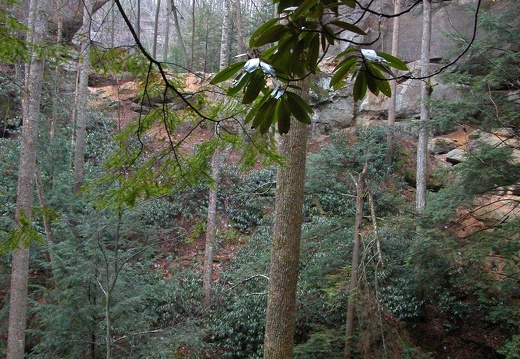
xmin=202 ymin=6 xmax=231 ymax=310
xmin=7 ymin=0 xmax=48 ymax=357
xmin=172 ymin=0 xmax=188 ymax=69
xmin=416 ymin=0 xmax=432 ymax=211
xmin=51 ymin=0 xmax=63 ymax=139
xmin=219 ymin=0 xmax=231 ymax=70
xmin=162 ymin=0 xmax=171 ymax=61
xmin=36 ymin=170 xmax=55 ymax=263
xmin=387 ymin=0 xmax=401 ymax=161
xmin=202 ymin=145 xmax=221 ymax=311
xmin=344 ymin=164 xmax=368 ymax=359
xmin=136 ymin=0 xmax=141 ymax=40
xmin=190 ymin=0 xmax=195 ymax=69
xmin=73 ymin=0 xmax=92 ymax=193
xmin=232 ymin=0 xmax=246 ymax=55
xmin=263 ymin=80 xmax=309 ymax=359
xmin=152 ymin=0 xmax=161 ymax=59
xmin=110 ymin=3 xmax=115 ymax=47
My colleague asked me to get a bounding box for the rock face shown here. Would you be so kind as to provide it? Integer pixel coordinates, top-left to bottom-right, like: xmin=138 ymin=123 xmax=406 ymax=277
xmin=367 ymin=0 xmax=502 ymax=62
xmin=48 ymin=0 xmax=110 ymax=41
xmin=468 ymin=129 xmax=520 ymax=163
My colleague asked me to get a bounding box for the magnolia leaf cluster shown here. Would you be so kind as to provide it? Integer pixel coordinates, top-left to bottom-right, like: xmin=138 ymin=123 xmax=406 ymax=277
xmin=211 ymin=0 xmax=408 ymax=134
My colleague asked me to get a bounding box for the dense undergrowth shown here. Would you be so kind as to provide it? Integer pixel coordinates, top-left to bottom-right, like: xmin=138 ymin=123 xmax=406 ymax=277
xmin=1 ymin=114 xmax=518 ymax=357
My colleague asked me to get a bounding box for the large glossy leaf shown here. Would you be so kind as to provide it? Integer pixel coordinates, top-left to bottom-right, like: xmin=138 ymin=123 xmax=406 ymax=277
xmin=366 ymin=72 xmax=379 ymax=95
xmin=293 ymin=0 xmax=317 ymax=19
xmin=210 ymin=61 xmax=246 ymax=84
xmin=277 ymin=96 xmax=292 ymax=134
xmin=227 ymin=72 xmax=251 ymax=96
xmin=335 ymin=46 xmax=357 ymax=58
xmin=252 ymin=98 xmax=277 ymax=133
xmin=291 ymin=39 xmax=307 ymax=76
xmin=323 ymin=25 xmax=335 ymax=45
xmin=376 ymin=51 xmax=409 ymax=71
xmin=252 ymin=24 xmax=288 ymax=47
xmin=251 ymin=98 xmax=271 ymax=128
xmin=376 ymin=77 xmax=391 ymax=97
xmin=316 ymin=1 xmax=325 ymax=18
xmin=289 ymin=102 xmax=312 ymax=124
xmin=353 ymin=71 xmax=367 ymax=101
xmin=242 ymin=72 xmax=266 ymax=104
xmin=249 ymin=18 xmax=280 ymax=48
xmin=259 ymin=101 xmax=278 ymax=134
xmin=341 ymin=0 xmax=356 ymax=7
xmin=286 ymin=91 xmax=313 ymax=114
xmin=286 ymin=92 xmax=312 ymax=124
xmin=306 ymin=33 xmax=320 ymax=71
xmin=365 ymin=62 xmax=392 ymax=96
xmin=369 ymin=62 xmax=395 ymax=77
xmin=330 ymin=56 xmax=357 ymax=90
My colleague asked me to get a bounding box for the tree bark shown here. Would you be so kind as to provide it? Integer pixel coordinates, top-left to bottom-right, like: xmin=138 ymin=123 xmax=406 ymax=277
xmin=387 ymin=0 xmax=401 ymax=161
xmin=162 ymin=0 xmax=171 ymax=61
xmin=171 ymin=0 xmax=188 ymax=68
xmin=264 ymin=80 xmax=309 ymax=359
xmin=36 ymin=170 xmax=55 ymax=262
xmin=136 ymin=0 xmax=141 ymax=40
xmin=202 ymin=6 xmax=230 ymax=310
xmin=416 ymin=0 xmax=431 ymax=211
xmin=152 ymin=0 xmax=161 ymax=59
xmin=232 ymin=0 xmax=246 ymax=55
xmin=219 ymin=0 xmax=231 ymax=70
xmin=110 ymin=3 xmax=115 ymax=47
xmin=190 ymin=0 xmax=195 ymax=69
xmin=202 ymin=145 xmax=221 ymax=311
xmin=7 ymin=0 xmax=48 ymax=357
xmin=344 ymin=164 xmax=368 ymax=359
xmin=73 ymin=0 xmax=92 ymax=193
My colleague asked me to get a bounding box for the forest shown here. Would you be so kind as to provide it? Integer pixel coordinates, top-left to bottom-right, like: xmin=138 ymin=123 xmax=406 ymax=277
xmin=0 ymin=0 xmax=519 ymax=358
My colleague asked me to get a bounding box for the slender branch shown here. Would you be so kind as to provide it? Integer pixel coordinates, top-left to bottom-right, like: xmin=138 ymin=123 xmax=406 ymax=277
xmin=113 ymin=0 xmax=216 ymax=123
xmin=354 ymin=0 xmax=422 ymax=19
xmin=225 ymin=274 xmax=270 ymax=294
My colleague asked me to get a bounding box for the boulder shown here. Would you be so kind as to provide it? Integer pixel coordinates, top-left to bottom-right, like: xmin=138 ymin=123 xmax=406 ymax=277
xmin=446 ymin=148 xmax=468 ymax=164
xmin=312 ymin=96 xmax=355 ymax=134
xmin=428 ymin=137 xmax=458 ymax=155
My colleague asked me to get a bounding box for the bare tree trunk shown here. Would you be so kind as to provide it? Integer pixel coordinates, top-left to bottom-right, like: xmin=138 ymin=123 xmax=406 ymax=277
xmin=152 ymin=0 xmax=161 ymax=59
xmin=344 ymin=164 xmax=368 ymax=359
xmin=172 ymin=0 xmax=188 ymax=69
xmin=36 ymin=170 xmax=55 ymax=261
xmin=136 ymin=0 xmax=141 ymax=40
xmin=416 ymin=0 xmax=431 ymax=211
xmin=51 ymin=0 xmax=63 ymax=139
xmin=162 ymin=0 xmax=171 ymax=61
xmin=264 ymin=80 xmax=309 ymax=359
xmin=219 ymin=0 xmax=231 ymax=70
xmin=73 ymin=0 xmax=92 ymax=193
xmin=190 ymin=0 xmax=195 ymax=69
xmin=7 ymin=0 xmax=48 ymax=357
xmin=202 ymin=145 xmax=221 ymax=311
xmin=232 ymin=0 xmax=246 ymax=55
xmin=110 ymin=3 xmax=115 ymax=47
xmin=387 ymin=0 xmax=401 ymax=161
xmin=202 ymin=6 xmax=231 ymax=310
